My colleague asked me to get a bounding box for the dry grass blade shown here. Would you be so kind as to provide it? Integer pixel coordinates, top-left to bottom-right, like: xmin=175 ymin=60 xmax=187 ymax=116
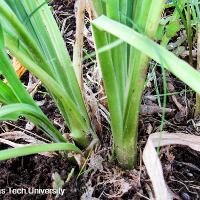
xmin=143 ymin=132 xmax=200 ymax=200
xmin=86 ymin=0 xmax=97 ymax=19
xmin=0 ymin=138 xmax=23 ymax=148
xmin=140 ymin=105 xmax=175 ymax=115
xmin=195 ymin=26 xmax=200 ymax=116
xmin=0 ymin=131 xmax=44 ymax=144
xmin=0 ymin=131 xmax=56 ymax=157
xmin=73 ymin=0 xmax=86 ymax=87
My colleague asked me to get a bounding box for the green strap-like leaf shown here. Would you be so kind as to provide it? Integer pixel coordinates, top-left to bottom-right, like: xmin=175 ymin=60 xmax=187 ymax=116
xmin=0 ymin=143 xmax=81 ymax=161
xmin=92 ymin=16 xmax=200 ymax=94
xmin=92 ymin=15 xmax=200 ymax=168
xmin=5 ymin=0 xmax=88 ymax=115
xmin=0 ymin=103 xmax=66 ymax=142
xmin=0 ymin=23 xmax=4 ymax=49
xmin=1 ymin=0 xmax=95 ymax=146
xmin=0 ymin=80 xmax=18 ymax=104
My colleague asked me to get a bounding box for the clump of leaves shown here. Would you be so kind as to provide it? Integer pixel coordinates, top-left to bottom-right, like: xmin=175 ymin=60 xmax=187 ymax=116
xmin=0 ymin=0 xmax=96 ymax=159
xmin=0 ymin=0 xmax=200 ymax=171
xmin=91 ymin=0 xmax=200 ymax=168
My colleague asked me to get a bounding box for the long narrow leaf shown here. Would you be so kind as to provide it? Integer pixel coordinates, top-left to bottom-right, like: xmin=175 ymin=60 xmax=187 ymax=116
xmin=92 ymin=14 xmax=200 ymax=168
xmin=0 ymin=104 xmax=66 ymax=142
xmin=6 ymin=0 xmax=89 ymax=117
xmin=1 ymin=0 xmax=95 ymax=146
xmin=92 ymin=16 xmax=200 ymax=95
xmin=0 ymin=143 xmax=81 ymax=161
xmin=0 ymin=23 xmax=66 ymax=143
xmin=0 ymin=0 xmax=54 ymax=76
xmin=0 ymin=80 xmax=18 ymax=104
xmin=7 ymin=45 xmax=91 ymax=146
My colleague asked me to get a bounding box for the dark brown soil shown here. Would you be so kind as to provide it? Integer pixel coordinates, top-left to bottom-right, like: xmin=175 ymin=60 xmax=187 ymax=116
xmin=0 ymin=155 xmax=81 ymax=200
xmin=168 ymin=147 xmax=200 ymax=199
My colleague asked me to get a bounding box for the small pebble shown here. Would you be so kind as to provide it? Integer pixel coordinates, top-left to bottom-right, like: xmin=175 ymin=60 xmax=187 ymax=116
xmin=181 ymin=192 xmax=191 ymax=200
xmin=187 ymin=173 xmax=193 ymax=177
xmin=177 ymin=164 xmax=183 ymax=167
xmin=60 ymin=169 xmax=67 ymax=178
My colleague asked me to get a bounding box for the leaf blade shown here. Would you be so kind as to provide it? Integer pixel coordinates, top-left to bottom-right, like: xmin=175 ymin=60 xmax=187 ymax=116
xmin=0 ymin=143 xmax=81 ymax=161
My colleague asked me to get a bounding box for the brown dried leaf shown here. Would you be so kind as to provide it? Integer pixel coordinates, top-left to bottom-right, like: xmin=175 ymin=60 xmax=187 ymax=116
xmin=0 ymin=131 xmax=55 ymax=157
xmin=143 ymin=132 xmax=200 ymax=200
